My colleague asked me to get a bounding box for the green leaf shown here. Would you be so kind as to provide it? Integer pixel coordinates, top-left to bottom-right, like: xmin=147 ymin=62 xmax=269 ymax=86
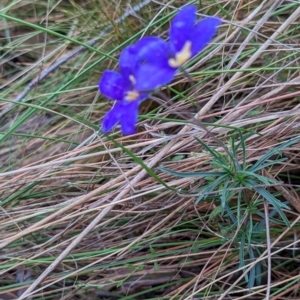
xmin=238 ymin=171 xmax=281 ymax=186
xmin=250 ymin=136 xmax=300 ymax=172
xmin=194 ymin=136 xmax=227 ymax=165
xmin=249 ymin=157 xmax=287 ymax=172
xmin=247 ymin=246 xmax=256 ymax=288
xmin=158 ymin=166 xmax=225 ymax=178
xmin=196 ymin=174 xmax=228 ymax=203
xmin=220 ymin=180 xmax=229 ymax=211
xmin=108 ymin=136 xmax=175 ymax=192
xmin=170 ymin=155 xmax=185 ymax=161
xmin=209 ymin=205 xmax=223 ymax=219
xmin=253 ymin=187 xmax=290 ymax=227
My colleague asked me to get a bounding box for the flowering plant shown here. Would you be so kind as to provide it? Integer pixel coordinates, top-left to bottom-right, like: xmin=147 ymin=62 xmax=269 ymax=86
xmin=98 ymin=5 xmax=221 ymax=135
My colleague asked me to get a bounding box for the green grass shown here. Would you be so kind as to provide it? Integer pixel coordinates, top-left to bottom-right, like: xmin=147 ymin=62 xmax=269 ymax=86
xmin=1 ymin=0 xmax=300 ymax=299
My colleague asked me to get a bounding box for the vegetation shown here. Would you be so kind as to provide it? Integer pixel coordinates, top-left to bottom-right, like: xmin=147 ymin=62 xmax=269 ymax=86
xmin=1 ymin=0 xmax=300 ymax=299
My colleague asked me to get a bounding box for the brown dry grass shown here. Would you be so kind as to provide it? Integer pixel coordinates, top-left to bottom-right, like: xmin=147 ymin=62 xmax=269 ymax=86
xmin=1 ymin=0 xmax=300 ymax=299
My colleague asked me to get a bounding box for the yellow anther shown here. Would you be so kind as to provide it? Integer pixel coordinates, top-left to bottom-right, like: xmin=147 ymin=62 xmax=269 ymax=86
xmin=125 ymin=90 xmax=139 ymax=101
xmin=168 ymin=41 xmax=192 ymax=68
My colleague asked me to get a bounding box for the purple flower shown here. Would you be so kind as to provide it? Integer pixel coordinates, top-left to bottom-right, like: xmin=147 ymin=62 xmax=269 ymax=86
xmin=99 ymin=5 xmax=221 ymax=136
xmin=135 ymin=5 xmax=221 ymax=87
xmin=99 ymin=43 xmax=169 ymax=135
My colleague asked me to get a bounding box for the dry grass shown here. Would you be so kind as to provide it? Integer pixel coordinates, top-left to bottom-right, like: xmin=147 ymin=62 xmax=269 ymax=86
xmin=1 ymin=0 xmax=300 ymax=299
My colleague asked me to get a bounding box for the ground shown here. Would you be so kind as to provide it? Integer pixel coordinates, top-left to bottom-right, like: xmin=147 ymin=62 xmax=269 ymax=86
xmin=1 ymin=0 xmax=300 ymax=299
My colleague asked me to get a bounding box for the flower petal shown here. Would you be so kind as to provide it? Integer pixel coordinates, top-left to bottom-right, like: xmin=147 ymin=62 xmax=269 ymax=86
xmin=119 ymin=45 xmax=139 ymax=78
xmin=101 ymin=102 xmax=124 ymax=133
xmin=169 ymin=5 xmax=197 ymax=54
xmin=136 ymin=93 xmax=149 ymax=103
xmin=134 ymin=63 xmax=176 ymax=92
xmin=120 ymin=101 xmax=139 ymax=135
xmin=99 ymin=70 xmax=130 ymax=101
xmin=191 ymin=17 xmax=221 ymax=56
xmin=135 ymin=36 xmax=170 ymax=68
